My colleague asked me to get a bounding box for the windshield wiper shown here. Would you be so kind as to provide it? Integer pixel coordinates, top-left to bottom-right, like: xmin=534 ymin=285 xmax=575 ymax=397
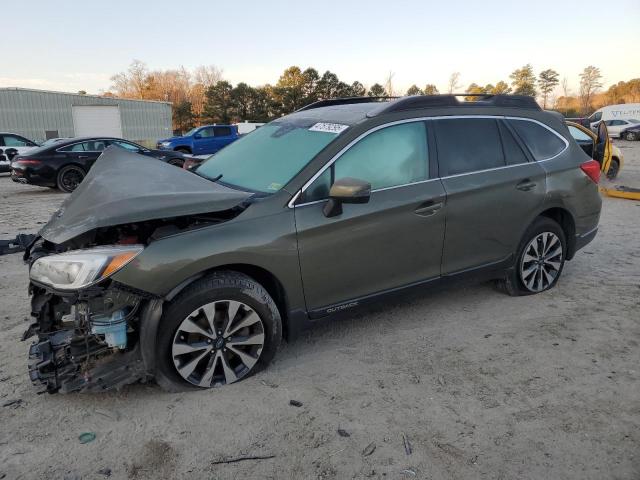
xmin=194 ymin=170 xmax=223 ymax=183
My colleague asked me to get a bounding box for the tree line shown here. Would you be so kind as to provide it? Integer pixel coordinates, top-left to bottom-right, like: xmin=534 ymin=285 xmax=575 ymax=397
xmin=105 ymin=61 xmax=640 ymax=132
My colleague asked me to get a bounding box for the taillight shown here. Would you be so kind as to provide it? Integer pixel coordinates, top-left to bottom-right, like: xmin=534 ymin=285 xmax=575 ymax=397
xmin=580 ymin=160 xmax=601 ymax=184
xmin=14 ymin=158 xmax=41 ymax=165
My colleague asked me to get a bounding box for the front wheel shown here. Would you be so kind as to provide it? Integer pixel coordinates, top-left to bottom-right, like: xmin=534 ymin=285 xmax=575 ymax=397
xmin=624 ymin=131 xmax=637 ymax=141
xmin=497 ymin=217 xmax=566 ymax=296
xmin=167 ymin=158 xmax=184 ymax=168
xmin=56 ymin=165 xmax=85 ymax=192
xmin=155 ymin=271 xmax=282 ymax=391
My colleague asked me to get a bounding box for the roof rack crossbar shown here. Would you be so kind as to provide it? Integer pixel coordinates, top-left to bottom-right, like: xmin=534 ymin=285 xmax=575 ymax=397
xmin=368 ymin=94 xmax=541 ymax=116
xmin=296 ymin=96 xmax=398 ymax=112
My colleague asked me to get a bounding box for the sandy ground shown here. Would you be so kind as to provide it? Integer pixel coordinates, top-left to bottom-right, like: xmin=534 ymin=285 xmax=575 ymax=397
xmin=0 ymin=143 xmax=639 ymax=480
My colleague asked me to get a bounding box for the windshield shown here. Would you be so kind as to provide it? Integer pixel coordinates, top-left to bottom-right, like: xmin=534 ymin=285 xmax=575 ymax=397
xmin=41 ymin=138 xmax=65 ymax=147
xmin=628 ymin=119 xmax=640 ymax=124
xmin=196 ymin=122 xmax=340 ymax=193
xmin=183 ymin=127 xmax=199 ymax=137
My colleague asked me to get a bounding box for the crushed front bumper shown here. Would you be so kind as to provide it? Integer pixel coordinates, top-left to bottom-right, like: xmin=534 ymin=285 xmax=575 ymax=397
xmin=25 ymin=282 xmax=158 ymax=393
xmin=28 ymin=334 xmax=147 ymax=393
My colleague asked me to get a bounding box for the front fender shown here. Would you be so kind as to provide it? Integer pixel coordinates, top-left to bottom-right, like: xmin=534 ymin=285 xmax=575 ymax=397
xmin=111 ymin=209 xmax=305 ymax=312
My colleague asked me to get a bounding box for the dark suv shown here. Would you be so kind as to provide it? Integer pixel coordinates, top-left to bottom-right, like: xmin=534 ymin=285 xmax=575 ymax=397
xmin=24 ymin=95 xmax=602 ymax=393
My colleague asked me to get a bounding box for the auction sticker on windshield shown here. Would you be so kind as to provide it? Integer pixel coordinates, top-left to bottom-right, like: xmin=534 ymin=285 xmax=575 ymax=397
xmin=309 ymin=123 xmax=349 ymax=134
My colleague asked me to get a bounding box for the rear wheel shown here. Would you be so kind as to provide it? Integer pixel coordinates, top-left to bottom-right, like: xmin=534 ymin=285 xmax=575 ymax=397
xmin=56 ymin=165 xmax=85 ymax=192
xmin=497 ymin=217 xmax=566 ymax=296
xmin=155 ymin=271 xmax=282 ymax=391
xmin=624 ymin=131 xmax=637 ymax=141
xmin=606 ymin=159 xmax=620 ymax=180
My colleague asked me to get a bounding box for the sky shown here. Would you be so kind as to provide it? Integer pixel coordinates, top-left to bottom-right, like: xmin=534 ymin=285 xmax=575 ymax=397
xmin=2 ymin=0 xmax=639 ymax=96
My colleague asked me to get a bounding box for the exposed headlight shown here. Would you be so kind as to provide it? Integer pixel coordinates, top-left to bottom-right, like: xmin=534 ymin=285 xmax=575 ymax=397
xmin=160 ymin=141 xmax=171 ymax=147
xmin=30 ymin=245 xmax=144 ymax=290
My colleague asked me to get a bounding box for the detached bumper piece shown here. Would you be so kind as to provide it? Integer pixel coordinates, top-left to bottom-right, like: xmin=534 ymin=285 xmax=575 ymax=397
xmin=0 ymin=233 xmax=37 ymax=256
xmin=28 ymin=330 xmax=147 ymax=393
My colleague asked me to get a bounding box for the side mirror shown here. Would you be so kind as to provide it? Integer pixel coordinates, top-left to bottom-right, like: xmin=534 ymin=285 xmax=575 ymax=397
xmin=323 ymin=177 xmax=371 ymax=218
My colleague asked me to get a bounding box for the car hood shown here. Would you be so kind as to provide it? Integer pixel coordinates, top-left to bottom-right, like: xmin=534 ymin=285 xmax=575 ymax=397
xmin=39 ymin=147 xmax=252 ymax=244
xmin=158 ymin=136 xmax=183 ymax=143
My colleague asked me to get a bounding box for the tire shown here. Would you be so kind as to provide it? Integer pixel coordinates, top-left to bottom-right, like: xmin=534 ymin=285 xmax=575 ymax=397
xmin=624 ymin=131 xmax=637 ymax=141
xmin=155 ymin=271 xmax=282 ymax=391
xmin=606 ymin=159 xmax=620 ymax=180
xmin=174 ymin=147 xmax=191 ymax=154
xmin=496 ymin=217 xmax=566 ymax=296
xmin=56 ymin=165 xmax=86 ymax=193
xmin=167 ymin=158 xmax=184 ymax=168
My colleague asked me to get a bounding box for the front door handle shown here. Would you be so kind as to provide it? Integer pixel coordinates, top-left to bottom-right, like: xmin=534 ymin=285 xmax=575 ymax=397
xmin=415 ymin=201 xmax=443 ymax=217
xmin=516 ymin=179 xmax=537 ymax=191
xmin=78 ymin=155 xmax=89 ymax=159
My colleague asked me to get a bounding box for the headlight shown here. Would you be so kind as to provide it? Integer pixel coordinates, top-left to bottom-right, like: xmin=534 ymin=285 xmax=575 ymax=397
xmin=160 ymin=141 xmax=171 ymax=147
xmin=30 ymin=245 xmax=144 ymax=290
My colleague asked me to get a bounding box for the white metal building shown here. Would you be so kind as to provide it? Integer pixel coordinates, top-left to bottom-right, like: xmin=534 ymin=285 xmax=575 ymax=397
xmin=0 ymin=88 xmax=172 ymax=144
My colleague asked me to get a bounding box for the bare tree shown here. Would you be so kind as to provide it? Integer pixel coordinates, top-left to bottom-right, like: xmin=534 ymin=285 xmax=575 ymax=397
xmin=561 ymin=77 xmax=571 ymax=98
xmin=447 ymin=72 xmax=461 ymax=94
xmin=384 ymin=71 xmax=395 ymax=96
xmin=579 ymin=66 xmax=603 ymax=114
xmin=193 ymin=65 xmax=224 ymax=88
xmin=191 ymin=65 xmax=224 ymax=120
xmin=110 ymin=59 xmax=149 ymax=98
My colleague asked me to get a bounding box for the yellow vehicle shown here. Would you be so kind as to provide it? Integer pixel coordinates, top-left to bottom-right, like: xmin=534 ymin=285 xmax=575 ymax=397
xmin=565 ymin=121 xmax=623 ymax=179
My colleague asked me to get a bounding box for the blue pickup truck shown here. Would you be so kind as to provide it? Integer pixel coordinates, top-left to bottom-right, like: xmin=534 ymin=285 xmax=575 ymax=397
xmin=157 ymin=125 xmax=239 ymax=155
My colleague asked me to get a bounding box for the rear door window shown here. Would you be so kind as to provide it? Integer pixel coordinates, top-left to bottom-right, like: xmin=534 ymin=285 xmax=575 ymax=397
xmin=568 ymin=125 xmax=592 ymax=142
xmin=434 ymin=118 xmax=504 ymax=176
xmin=59 ymin=141 xmax=107 ymax=152
xmin=214 ymin=126 xmax=232 ymax=137
xmin=508 ymin=119 xmax=566 ymax=161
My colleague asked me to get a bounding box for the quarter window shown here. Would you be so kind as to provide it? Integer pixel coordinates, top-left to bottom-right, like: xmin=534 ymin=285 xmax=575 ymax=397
xmin=303 ymin=121 xmax=428 ymax=202
xmin=508 ymin=119 xmax=566 ymax=161
xmin=498 ymin=121 xmax=529 ymax=165
xmin=434 ymin=118 xmax=504 ymax=175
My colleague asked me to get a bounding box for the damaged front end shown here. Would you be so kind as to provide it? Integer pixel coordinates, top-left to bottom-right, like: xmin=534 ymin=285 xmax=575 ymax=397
xmin=27 ymin=281 xmax=152 ymax=393
xmin=16 ymin=147 xmax=254 ymax=393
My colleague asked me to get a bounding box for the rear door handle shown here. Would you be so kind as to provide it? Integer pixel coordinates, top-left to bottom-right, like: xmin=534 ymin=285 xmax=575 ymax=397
xmin=415 ymin=201 xmax=443 ymax=217
xmin=516 ymin=179 xmax=537 ymax=191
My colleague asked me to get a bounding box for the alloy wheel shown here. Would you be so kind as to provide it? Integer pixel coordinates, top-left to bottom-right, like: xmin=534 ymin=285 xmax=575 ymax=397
xmin=171 ymin=300 xmax=265 ymax=387
xmin=61 ymin=167 xmax=84 ymax=191
xmin=519 ymin=232 xmax=563 ymax=292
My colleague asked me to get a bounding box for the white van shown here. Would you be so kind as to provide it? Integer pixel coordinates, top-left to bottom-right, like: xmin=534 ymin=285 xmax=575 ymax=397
xmin=236 ymin=122 xmax=265 ymax=135
xmin=588 ymin=103 xmax=640 ymax=131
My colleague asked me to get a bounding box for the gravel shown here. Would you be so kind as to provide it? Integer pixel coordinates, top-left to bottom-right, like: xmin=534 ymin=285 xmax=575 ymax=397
xmin=0 ymin=141 xmax=638 ymax=479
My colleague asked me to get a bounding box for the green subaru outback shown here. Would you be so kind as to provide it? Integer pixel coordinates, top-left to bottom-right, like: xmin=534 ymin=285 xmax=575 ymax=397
xmin=24 ymin=95 xmax=603 ymax=393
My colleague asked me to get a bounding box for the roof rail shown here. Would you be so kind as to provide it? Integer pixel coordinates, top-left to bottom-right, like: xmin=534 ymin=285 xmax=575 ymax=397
xmin=296 ymin=96 xmax=397 ymax=112
xmin=367 ymin=94 xmax=541 ymax=117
